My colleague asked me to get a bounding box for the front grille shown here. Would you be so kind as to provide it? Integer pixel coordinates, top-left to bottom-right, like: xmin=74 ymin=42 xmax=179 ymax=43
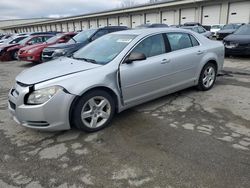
xmin=9 ymin=100 xmax=16 ymax=110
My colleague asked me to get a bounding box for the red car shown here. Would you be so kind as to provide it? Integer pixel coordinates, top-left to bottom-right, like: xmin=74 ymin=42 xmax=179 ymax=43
xmin=0 ymin=35 xmax=53 ymax=61
xmin=18 ymin=32 xmax=76 ymax=63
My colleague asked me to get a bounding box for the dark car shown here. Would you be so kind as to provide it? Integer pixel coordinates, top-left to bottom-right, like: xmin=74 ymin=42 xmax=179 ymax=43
xmin=135 ymin=23 xmax=168 ymax=28
xmin=181 ymin=25 xmax=213 ymax=38
xmin=42 ymin=26 xmax=128 ymax=62
xmin=216 ymin=23 xmax=244 ymax=40
xmin=223 ymin=24 xmax=250 ymax=56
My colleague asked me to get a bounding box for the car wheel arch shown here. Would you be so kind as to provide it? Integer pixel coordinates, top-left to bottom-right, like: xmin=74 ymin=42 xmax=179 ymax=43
xmin=68 ymin=86 xmax=120 ymax=128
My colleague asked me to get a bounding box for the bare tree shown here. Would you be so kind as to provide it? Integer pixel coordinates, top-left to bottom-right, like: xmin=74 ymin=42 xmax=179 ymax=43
xmin=121 ymin=0 xmax=136 ymax=8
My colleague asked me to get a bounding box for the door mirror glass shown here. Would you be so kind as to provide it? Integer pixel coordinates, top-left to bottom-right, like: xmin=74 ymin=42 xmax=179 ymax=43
xmin=125 ymin=52 xmax=146 ymax=64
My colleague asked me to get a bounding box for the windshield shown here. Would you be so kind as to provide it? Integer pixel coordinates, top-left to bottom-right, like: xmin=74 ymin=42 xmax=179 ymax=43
xmin=223 ymin=24 xmax=234 ymax=30
xmin=10 ymin=36 xmax=27 ymax=44
xmin=45 ymin=34 xmax=64 ymax=43
xmin=19 ymin=36 xmax=33 ymax=45
xmin=234 ymin=25 xmax=250 ymax=35
xmin=73 ymin=34 xmax=137 ymax=65
xmin=69 ymin=29 xmax=97 ymax=43
xmin=211 ymin=25 xmax=223 ymax=29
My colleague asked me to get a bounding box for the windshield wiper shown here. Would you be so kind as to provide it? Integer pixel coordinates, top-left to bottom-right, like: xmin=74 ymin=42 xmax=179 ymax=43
xmin=72 ymin=56 xmax=97 ymax=64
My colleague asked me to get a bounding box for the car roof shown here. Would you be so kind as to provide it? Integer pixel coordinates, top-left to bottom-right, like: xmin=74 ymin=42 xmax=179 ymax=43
xmin=113 ymin=28 xmax=193 ymax=36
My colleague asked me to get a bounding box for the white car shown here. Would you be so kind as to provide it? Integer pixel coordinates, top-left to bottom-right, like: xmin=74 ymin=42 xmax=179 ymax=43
xmin=210 ymin=24 xmax=224 ymax=37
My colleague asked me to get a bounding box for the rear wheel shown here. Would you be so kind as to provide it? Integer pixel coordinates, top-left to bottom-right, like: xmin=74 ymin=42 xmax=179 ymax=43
xmin=197 ymin=63 xmax=217 ymax=91
xmin=71 ymin=90 xmax=115 ymax=132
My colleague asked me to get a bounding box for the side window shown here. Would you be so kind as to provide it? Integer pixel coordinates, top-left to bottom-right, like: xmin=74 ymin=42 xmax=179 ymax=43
xmin=43 ymin=36 xmax=52 ymax=42
xmin=92 ymin=30 xmax=109 ymax=41
xmin=189 ymin=35 xmax=199 ymax=46
xmin=132 ymin=34 xmax=166 ymax=58
xmin=167 ymin=33 xmax=193 ymax=51
xmin=198 ymin=27 xmax=206 ymax=33
xmin=193 ymin=27 xmax=199 ymax=33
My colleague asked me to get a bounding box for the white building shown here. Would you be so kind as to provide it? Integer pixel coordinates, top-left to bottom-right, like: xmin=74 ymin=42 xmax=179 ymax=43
xmin=1 ymin=0 xmax=250 ymax=33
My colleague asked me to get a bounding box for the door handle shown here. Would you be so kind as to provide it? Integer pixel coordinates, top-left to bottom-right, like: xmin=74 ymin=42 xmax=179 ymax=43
xmin=197 ymin=50 xmax=204 ymax=55
xmin=161 ymin=59 xmax=171 ymax=64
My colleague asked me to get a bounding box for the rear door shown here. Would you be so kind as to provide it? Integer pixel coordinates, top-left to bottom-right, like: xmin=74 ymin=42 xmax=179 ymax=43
xmin=164 ymin=32 xmax=204 ymax=88
xmin=120 ymin=34 xmax=172 ymax=105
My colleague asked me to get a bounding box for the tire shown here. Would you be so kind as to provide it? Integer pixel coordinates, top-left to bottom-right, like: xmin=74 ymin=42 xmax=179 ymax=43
xmin=197 ymin=63 xmax=217 ymax=91
xmin=11 ymin=50 xmax=18 ymax=60
xmin=71 ymin=90 xmax=115 ymax=132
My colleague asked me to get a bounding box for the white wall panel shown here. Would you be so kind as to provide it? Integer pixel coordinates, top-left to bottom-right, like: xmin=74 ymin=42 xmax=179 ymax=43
xmin=98 ymin=18 xmax=107 ymax=28
xmin=202 ymin=5 xmax=221 ymax=25
xmin=161 ymin=11 xmax=175 ymax=25
xmin=119 ymin=16 xmax=130 ymax=27
xmin=108 ymin=17 xmax=118 ymax=26
xmin=145 ymin=13 xmax=159 ymax=24
xmin=228 ymin=1 xmax=250 ymax=23
xmin=131 ymin=15 xmax=143 ymax=28
xmin=180 ymin=8 xmax=196 ymax=24
xmin=89 ymin=19 xmax=98 ymax=28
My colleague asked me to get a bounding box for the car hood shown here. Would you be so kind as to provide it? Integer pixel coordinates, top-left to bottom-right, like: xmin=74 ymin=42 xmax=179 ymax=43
xmin=21 ymin=43 xmax=47 ymax=51
xmin=217 ymin=29 xmax=236 ymax=34
xmin=47 ymin=41 xmax=88 ymax=49
xmin=16 ymin=57 xmax=101 ymax=85
xmin=224 ymin=34 xmax=250 ymax=43
xmin=0 ymin=43 xmax=18 ymax=49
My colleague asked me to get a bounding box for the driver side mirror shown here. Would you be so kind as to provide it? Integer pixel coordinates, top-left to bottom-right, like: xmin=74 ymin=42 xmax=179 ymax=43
xmin=125 ymin=52 xmax=146 ymax=64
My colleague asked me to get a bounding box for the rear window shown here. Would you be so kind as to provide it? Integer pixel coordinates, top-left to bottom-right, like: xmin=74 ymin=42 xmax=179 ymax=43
xmin=167 ymin=33 xmax=193 ymax=51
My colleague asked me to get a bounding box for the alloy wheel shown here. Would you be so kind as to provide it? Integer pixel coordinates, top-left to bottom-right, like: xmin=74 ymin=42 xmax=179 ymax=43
xmin=81 ymin=96 xmax=111 ymax=128
xmin=202 ymin=66 xmax=215 ymax=88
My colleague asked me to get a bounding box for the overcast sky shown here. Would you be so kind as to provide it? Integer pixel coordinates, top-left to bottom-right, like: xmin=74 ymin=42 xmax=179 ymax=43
xmin=0 ymin=0 xmax=150 ymax=20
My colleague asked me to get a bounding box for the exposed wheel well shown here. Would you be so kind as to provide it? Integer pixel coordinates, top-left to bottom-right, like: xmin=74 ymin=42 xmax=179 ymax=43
xmin=206 ymin=60 xmax=218 ymax=72
xmin=69 ymin=87 xmax=119 ymax=128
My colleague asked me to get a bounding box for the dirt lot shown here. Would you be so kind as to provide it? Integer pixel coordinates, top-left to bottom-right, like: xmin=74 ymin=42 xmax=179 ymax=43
xmin=0 ymin=58 xmax=250 ymax=188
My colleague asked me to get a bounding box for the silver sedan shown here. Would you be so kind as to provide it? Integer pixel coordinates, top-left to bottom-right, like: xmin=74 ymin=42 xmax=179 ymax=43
xmin=8 ymin=28 xmax=224 ymax=132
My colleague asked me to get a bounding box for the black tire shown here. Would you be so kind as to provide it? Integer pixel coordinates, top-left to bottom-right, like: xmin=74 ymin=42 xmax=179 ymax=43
xmin=71 ymin=90 xmax=115 ymax=132
xmin=11 ymin=50 xmax=18 ymax=60
xmin=197 ymin=63 xmax=217 ymax=91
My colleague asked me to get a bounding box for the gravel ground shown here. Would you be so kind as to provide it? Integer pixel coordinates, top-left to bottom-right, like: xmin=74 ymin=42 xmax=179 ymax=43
xmin=0 ymin=57 xmax=250 ymax=188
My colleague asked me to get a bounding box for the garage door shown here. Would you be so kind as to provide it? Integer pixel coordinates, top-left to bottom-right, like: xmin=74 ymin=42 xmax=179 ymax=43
xmin=108 ymin=17 xmax=118 ymax=26
xmin=89 ymin=20 xmax=98 ymax=29
xmin=131 ymin=15 xmax=143 ymax=28
xmin=145 ymin=13 xmax=159 ymax=24
xmin=202 ymin=5 xmax=221 ymax=25
xmin=42 ymin=25 xmax=47 ymax=32
xmin=181 ymin=8 xmax=196 ymax=24
xmin=228 ymin=1 xmax=250 ymax=23
xmin=68 ymin=22 xmax=75 ymax=31
xmin=61 ymin=23 xmax=67 ymax=32
xmin=51 ymin=25 xmax=56 ymax=31
xmin=74 ymin=21 xmax=81 ymax=31
xmin=46 ymin=25 xmax=51 ymax=31
xmin=56 ymin=24 xmax=62 ymax=31
xmin=161 ymin=10 xmax=175 ymax=25
xmin=119 ymin=16 xmax=130 ymax=27
xmin=98 ymin=18 xmax=107 ymax=28
xmin=81 ymin=21 xmax=89 ymax=30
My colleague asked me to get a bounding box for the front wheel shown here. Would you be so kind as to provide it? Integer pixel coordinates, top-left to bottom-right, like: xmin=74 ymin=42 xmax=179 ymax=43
xmin=71 ymin=90 xmax=115 ymax=132
xmin=11 ymin=50 xmax=19 ymax=60
xmin=197 ymin=63 xmax=217 ymax=91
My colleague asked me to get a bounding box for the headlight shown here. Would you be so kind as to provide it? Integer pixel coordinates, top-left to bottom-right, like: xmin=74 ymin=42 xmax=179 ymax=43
xmin=28 ymin=48 xmax=39 ymax=53
xmin=27 ymin=86 xmax=63 ymax=105
xmin=54 ymin=49 xmax=66 ymax=56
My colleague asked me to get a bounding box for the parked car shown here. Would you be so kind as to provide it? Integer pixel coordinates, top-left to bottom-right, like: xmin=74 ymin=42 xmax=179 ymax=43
xmin=0 ymin=36 xmax=29 ymax=61
xmin=216 ymin=23 xmax=244 ymax=40
xmin=0 ymin=34 xmax=13 ymax=44
xmin=181 ymin=25 xmax=213 ymax=38
xmin=136 ymin=24 xmax=168 ymax=28
xmin=223 ymin=24 xmax=250 ymax=56
xmin=0 ymin=35 xmax=53 ymax=61
xmin=18 ymin=32 xmax=76 ymax=63
xmin=9 ymin=28 xmax=224 ymax=132
xmin=42 ymin=26 xmax=128 ymax=62
xmin=210 ymin=24 xmax=224 ymax=37
xmin=0 ymin=35 xmax=28 ymax=47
